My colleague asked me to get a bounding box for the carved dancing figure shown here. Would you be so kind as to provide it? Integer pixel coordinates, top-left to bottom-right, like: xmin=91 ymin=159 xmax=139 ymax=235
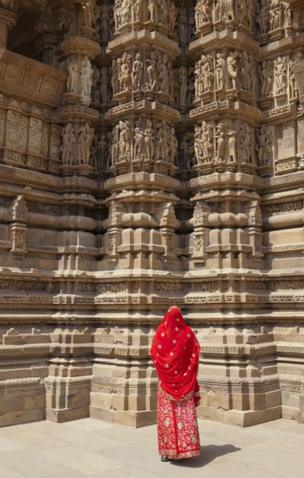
xmin=256 ymin=125 xmax=273 ymax=167
xmin=227 ymin=52 xmax=238 ymax=90
xmin=215 ymin=53 xmax=225 ymax=90
xmin=215 ymin=123 xmax=226 ymax=162
xmin=134 ymin=120 xmax=145 ymax=159
xmin=67 ymin=56 xmax=79 ymax=95
xmin=257 ymin=0 xmax=268 ymax=35
xmin=132 ymin=53 xmax=144 ymax=91
xmin=144 ymin=119 xmax=155 ymax=161
xmin=273 ymin=56 xmax=287 ymax=96
xmin=227 ymin=129 xmax=237 ymax=163
xmin=146 ymin=51 xmax=157 ymax=91
xmin=80 ymin=57 xmax=93 ymax=103
xmin=158 ymin=54 xmax=169 ymax=94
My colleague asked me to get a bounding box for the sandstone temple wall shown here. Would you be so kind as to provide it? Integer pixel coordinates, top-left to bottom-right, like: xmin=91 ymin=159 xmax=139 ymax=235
xmin=0 ymin=0 xmax=304 ymax=428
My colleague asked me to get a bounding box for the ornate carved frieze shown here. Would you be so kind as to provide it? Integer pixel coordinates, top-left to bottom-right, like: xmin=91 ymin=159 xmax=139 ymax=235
xmin=0 ymin=50 xmax=65 ymax=107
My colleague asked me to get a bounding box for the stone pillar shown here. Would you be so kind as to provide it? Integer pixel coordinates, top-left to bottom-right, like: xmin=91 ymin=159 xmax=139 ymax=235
xmin=187 ymin=0 xmax=280 ymax=427
xmin=91 ymin=0 xmax=183 ymax=426
xmin=45 ymin=0 xmax=100 ymax=423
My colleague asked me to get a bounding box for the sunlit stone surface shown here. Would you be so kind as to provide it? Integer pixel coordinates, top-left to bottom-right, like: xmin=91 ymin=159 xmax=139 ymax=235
xmin=0 ymin=0 xmax=304 ymax=428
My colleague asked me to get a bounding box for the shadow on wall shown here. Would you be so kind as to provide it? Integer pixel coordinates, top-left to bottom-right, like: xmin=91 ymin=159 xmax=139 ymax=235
xmin=170 ymin=444 xmax=241 ymax=468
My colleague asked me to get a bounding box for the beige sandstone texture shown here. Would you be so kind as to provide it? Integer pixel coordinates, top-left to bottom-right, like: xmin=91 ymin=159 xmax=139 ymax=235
xmin=0 ymin=0 xmax=304 ymax=429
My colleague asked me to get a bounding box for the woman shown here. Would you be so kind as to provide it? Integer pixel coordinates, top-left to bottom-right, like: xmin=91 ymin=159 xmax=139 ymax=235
xmin=150 ymin=306 xmax=201 ymax=461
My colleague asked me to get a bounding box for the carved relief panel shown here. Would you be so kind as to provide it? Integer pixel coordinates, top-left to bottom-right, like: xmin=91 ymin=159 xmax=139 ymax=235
xmin=66 ymin=55 xmax=93 ymax=105
xmin=61 ymin=122 xmax=95 ymax=173
xmin=258 ymin=52 xmax=301 ymax=111
xmin=111 ymin=49 xmax=175 ymax=105
xmin=109 ymin=118 xmax=177 ymax=174
xmin=194 ymin=50 xmax=257 ymax=106
xmin=195 ymin=0 xmax=254 ymax=36
xmin=193 ymin=119 xmax=256 ymax=174
xmin=113 ymin=0 xmax=177 ymax=37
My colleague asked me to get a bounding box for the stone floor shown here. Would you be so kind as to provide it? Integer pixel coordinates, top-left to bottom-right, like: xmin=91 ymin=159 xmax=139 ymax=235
xmin=0 ymin=417 xmax=303 ymax=478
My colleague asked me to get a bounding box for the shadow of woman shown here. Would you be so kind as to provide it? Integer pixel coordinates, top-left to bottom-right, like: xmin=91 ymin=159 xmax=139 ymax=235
xmin=169 ymin=444 xmax=241 ymax=468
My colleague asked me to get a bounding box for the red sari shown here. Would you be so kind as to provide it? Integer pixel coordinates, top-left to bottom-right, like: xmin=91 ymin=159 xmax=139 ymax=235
xmin=150 ymin=306 xmax=201 ymax=459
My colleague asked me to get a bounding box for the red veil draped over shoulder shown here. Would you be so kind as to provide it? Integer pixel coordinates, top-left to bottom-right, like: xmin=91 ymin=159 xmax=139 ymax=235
xmin=150 ymin=306 xmax=201 ymax=406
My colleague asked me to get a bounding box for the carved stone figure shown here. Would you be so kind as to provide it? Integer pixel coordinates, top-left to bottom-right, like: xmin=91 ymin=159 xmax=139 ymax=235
xmin=119 ymin=120 xmax=132 ymax=160
xmin=227 ymin=129 xmax=237 ymax=163
xmin=134 ymin=120 xmax=145 ymax=159
xmin=168 ymin=127 xmax=178 ymax=164
xmin=215 ymin=122 xmax=226 ymax=162
xmin=256 ymin=125 xmax=273 ymax=167
xmin=238 ymin=124 xmax=254 ymax=164
xmin=144 ymin=119 xmax=155 ymax=161
xmin=257 ymin=0 xmax=269 ymax=35
xmin=78 ymin=124 xmax=94 ymax=166
xmin=132 ymin=53 xmax=143 ymax=91
xmin=62 ymin=124 xmax=76 ymax=166
xmin=215 ymin=0 xmax=234 ymax=22
xmin=197 ymin=54 xmax=214 ymax=94
xmin=215 ymin=53 xmax=225 ymax=90
xmin=227 ymin=52 xmax=238 ymax=90
xmin=67 ymin=56 xmax=79 ymax=95
xmin=269 ymin=0 xmax=283 ymax=31
xmin=195 ymin=0 xmax=212 ymax=30
xmin=273 ymin=56 xmax=287 ymax=96
xmin=158 ymin=54 xmax=170 ymax=95
xmin=120 ymin=53 xmax=132 ymax=92
xmin=260 ymin=60 xmax=273 ymax=97
xmin=133 ymin=0 xmax=144 ymax=22
xmin=146 ymin=51 xmax=157 ymax=91
xmin=201 ymin=121 xmax=214 ymax=164
xmin=80 ymin=57 xmax=93 ymax=103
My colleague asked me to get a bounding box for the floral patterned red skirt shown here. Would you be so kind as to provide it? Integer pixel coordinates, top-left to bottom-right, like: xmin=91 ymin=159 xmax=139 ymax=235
xmin=157 ymin=388 xmax=201 ymax=460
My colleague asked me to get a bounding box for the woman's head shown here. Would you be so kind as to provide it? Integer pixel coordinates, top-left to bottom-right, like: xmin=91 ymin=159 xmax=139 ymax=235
xmin=168 ymin=306 xmax=183 ymax=320
xmin=164 ymin=306 xmax=186 ymax=332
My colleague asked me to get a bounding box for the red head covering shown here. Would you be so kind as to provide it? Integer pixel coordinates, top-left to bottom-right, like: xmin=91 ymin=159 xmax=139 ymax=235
xmin=150 ymin=306 xmax=201 ymax=405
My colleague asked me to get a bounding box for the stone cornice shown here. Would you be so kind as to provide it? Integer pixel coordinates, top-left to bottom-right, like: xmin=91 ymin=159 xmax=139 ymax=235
xmin=107 ymin=30 xmax=181 ymax=58
xmin=189 ymin=30 xmax=261 ymax=58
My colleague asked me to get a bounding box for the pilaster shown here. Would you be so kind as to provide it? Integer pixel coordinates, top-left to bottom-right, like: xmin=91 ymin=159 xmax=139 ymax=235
xmin=91 ymin=0 xmax=183 ymax=426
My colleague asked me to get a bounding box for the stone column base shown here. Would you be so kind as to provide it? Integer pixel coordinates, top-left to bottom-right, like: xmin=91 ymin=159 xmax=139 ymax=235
xmin=198 ymin=405 xmax=282 ymax=427
xmin=90 ymin=406 xmax=156 ymax=428
xmin=46 ymin=406 xmax=89 ymax=423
